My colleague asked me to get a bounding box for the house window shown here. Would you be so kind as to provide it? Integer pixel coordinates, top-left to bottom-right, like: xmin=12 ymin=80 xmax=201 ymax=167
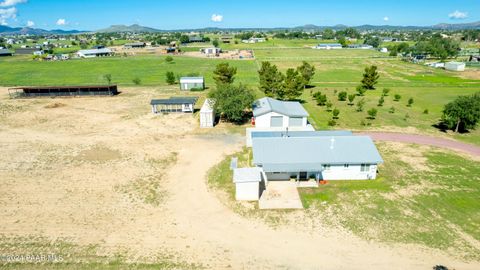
xmin=323 ymin=165 xmax=331 ymax=171
xmin=361 ymin=164 xmax=370 ymax=172
xmin=344 ymin=164 xmax=350 ymax=168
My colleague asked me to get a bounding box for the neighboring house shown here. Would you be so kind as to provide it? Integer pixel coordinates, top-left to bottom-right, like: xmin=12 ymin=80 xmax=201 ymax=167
xmin=0 ymin=49 xmax=13 ymax=57
xmin=200 ymin=99 xmax=215 ymax=128
xmin=179 ymin=77 xmax=205 ymax=91
xmin=314 ymin=43 xmax=342 ymax=50
xmin=124 ymin=42 xmax=146 ymax=49
xmin=253 ymin=97 xmax=309 ymax=128
xmin=76 ymin=48 xmax=113 ymax=58
xmin=189 ymin=36 xmax=204 ymax=43
xmin=150 ymin=97 xmax=198 ymax=114
xmin=348 ymin=44 xmax=373 ymax=49
xmin=445 ymin=62 xmax=466 ymax=72
xmin=201 ymin=47 xmax=221 ymax=55
xmin=251 ymin=135 xmax=383 ymax=182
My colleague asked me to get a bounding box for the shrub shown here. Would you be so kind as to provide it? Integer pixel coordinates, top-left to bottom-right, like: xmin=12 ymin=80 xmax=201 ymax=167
xmin=389 ymin=106 xmax=395 ymax=114
xmin=338 ymin=91 xmax=347 ymax=101
xmin=328 ymin=119 xmax=336 ymax=126
xmin=404 ymin=113 xmax=410 ymax=121
xmin=332 ymin=108 xmax=340 ymax=119
xmin=326 ymin=101 xmax=333 ymax=111
xmin=348 ymin=94 xmax=356 ymax=105
xmin=394 ymin=94 xmax=401 ymax=101
xmin=367 ymin=108 xmax=378 ymax=119
xmin=132 ymin=77 xmax=141 ymax=85
xmin=314 ymin=92 xmax=327 ymax=106
xmin=407 ymin=97 xmax=414 ymax=107
xmin=356 ymin=85 xmax=367 ymax=96
xmin=165 ymin=56 xmax=174 ymax=63
xmin=166 ymin=71 xmax=176 ymax=85
xmin=423 ymin=109 xmax=429 ymax=114
xmin=382 ymin=88 xmax=390 ymax=96
xmin=378 ymin=96 xmax=385 ymax=107
xmin=356 ymin=98 xmax=366 ymax=112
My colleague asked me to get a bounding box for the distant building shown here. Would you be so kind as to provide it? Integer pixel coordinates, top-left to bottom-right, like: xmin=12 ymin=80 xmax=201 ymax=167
xmin=124 ymin=42 xmax=146 ymax=49
xmin=314 ymin=43 xmax=342 ymax=50
xmin=76 ymin=48 xmax=113 ymax=58
xmin=188 ymin=36 xmax=204 ymax=43
xmin=380 ymin=47 xmax=388 ymax=53
xmin=0 ymin=49 xmax=13 ymax=57
xmin=428 ymin=62 xmax=445 ymax=68
xmin=150 ymin=97 xmax=198 ymax=114
xmin=15 ymin=48 xmax=41 ymax=55
xmin=347 ymin=44 xmax=373 ymax=49
xmin=242 ymin=37 xmax=266 ymax=44
xmin=221 ymin=35 xmax=233 ymax=43
xmin=445 ymin=62 xmax=466 ymax=72
xmin=179 ymin=77 xmax=205 ymax=91
xmin=201 ymin=47 xmax=221 ymax=55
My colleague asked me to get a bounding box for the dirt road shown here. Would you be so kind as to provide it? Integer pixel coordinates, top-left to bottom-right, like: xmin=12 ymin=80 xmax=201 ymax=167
xmin=358 ymin=132 xmax=480 ymax=157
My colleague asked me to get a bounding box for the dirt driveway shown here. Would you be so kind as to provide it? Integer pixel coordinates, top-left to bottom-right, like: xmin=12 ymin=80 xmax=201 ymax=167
xmin=358 ymin=132 xmax=480 ymax=157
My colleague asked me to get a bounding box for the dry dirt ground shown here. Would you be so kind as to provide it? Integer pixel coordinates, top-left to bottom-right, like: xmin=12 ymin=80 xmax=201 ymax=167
xmin=0 ymin=87 xmax=479 ymax=269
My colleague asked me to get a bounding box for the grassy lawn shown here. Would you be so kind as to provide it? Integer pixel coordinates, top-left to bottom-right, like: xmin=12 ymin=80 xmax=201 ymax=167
xmin=209 ymin=144 xmax=480 ymax=260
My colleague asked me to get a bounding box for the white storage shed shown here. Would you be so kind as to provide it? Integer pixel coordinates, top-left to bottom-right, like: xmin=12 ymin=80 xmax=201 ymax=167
xmin=233 ymin=167 xmax=263 ymax=201
xmin=200 ymin=99 xmax=215 ymax=128
xmin=445 ymin=62 xmax=466 ymax=72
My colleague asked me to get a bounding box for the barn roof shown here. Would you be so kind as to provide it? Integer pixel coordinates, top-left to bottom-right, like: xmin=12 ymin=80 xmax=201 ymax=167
xmin=252 ymin=136 xmax=383 ymax=172
xmin=150 ymin=96 xmax=198 ymax=105
xmin=253 ymin=97 xmax=309 ymax=118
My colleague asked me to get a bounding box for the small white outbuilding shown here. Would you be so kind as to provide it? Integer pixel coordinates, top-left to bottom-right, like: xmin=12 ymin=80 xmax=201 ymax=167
xmin=233 ymin=167 xmax=263 ymax=201
xmin=445 ymin=62 xmax=466 ymax=72
xmin=200 ymin=99 xmax=215 ymax=128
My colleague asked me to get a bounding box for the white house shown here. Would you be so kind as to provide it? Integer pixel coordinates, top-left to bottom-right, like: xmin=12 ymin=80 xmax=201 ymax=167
xmin=445 ymin=62 xmax=466 ymax=72
xmin=313 ymin=43 xmax=342 ymax=50
xmin=252 ymin=135 xmax=383 ymax=182
xmin=233 ymin=167 xmax=263 ymax=201
xmin=200 ymin=99 xmax=215 ymax=128
xmin=76 ymin=48 xmax=113 ymax=58
xmin=253 ymin=97 xmax=309 ymax=128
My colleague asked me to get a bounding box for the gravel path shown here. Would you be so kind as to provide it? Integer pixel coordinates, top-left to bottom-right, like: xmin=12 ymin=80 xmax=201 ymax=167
xmin=358 ymin=132 xmax=480 ymax=157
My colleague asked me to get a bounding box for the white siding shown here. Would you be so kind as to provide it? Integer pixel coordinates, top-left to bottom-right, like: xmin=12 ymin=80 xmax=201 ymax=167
xmin=235 ymin=182 xmax=260 ymax=201
xmin=262 ymin=164 xmax=378 ymax=181
xmin=245 ymin=125 xmax=315 ymax=147
xmin=255 ymin=112 xmax=307 ymax=129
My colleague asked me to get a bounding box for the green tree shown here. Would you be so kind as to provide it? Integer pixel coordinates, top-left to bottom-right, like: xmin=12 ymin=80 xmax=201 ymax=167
xmin=208 ymin=83 xmax=255 ymax=123
xmin=332 ymin=108 xmax=340 ymax=119
xmin=326 ymin=101 xmax=333 ymax=112
xmin=213 ymin=62 xmax=237 ymax=86
xmin=103 ymin=74 xmax=112 ymax=84
xmin=338 ymin=91 xmax=347 ymax=101
xmin=338 ymin=36 xmax=347 ymax=47
xmin=283 ymin=68 xmax=304 ymax=100
xmin=394 ymin=94 xmax=402 ymax=102
xmin=296 ymin=61 xmax=316 ymax=88
xmin=361 ymin=65 xmax=380 ymax=90
xmin=442 ymin=93 xmax=480 ymax=133
xmin=132 ymin=77 xmax=141 ymax=85
xmin=258 ymin=61 xmax=285 ymax=99
xmin=179 ymin=35 xmax=190 ymax=44
xmin=313 ymin=92 xmax=327 ymax=106
xmin=367 ymin=108 xmax=378 ymax=119
xmin=166 ymin=71 xmax=176 ymax=85
xmin=356 ymin=85 xmax=367 ymax=96
xmin=165 ymin=56 xmax=174 ymax=63
xmin=378 ymin=96 xmax=385 ymax=107
xmin=348 ymin=94 xmax=356 ymax=105
xmin=363 ymin=36 xmax=382 ymax=48
xmin=356 ymin=98 xmax=366 ymax=112
xmin=212 ymin=39 xmax=219 ymax=47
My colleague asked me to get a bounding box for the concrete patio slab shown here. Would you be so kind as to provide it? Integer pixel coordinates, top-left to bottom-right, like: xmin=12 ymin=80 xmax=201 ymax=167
xmin=259 ymin=181 xmax=303 ymax=209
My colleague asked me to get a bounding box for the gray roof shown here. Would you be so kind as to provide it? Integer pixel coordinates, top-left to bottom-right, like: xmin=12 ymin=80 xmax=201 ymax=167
xmin=180 ymin=77 xmax=204 ymax=83
xmin=150 ymin=96 xmax=198 ymax=105
xmin=252 ymin=97 xmax=309 ymax=118
xmin=251 ymin=130 xmax=353 ymax=139
xmin=233 ymin=167 xmax=263 ymax=183
xmin=78 ymin=48 xmax=112 ymax=55
xmin=317 ymin=43 xmax=342 ymax=47
xmin=252 ymin=136 xmax=383 ymax=172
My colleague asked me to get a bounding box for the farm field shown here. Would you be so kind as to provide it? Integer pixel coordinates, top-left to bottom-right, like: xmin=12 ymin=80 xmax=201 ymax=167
xmin=1 ymin=87 xmax=479 ymax=269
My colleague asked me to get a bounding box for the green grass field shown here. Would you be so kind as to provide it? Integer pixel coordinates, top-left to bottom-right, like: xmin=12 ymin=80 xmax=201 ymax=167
xmin=0 ymin=43 xmax=479 ymax=143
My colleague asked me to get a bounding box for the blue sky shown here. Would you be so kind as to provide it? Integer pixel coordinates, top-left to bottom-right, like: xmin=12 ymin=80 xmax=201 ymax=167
xmin=1 ymin=0 xmax=479 ymax=30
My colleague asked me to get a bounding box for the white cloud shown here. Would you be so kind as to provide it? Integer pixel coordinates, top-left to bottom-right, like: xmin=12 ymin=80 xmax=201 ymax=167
xmin=383 ymin=16 xmax=389 ymax=22
xmin=0 ymin=0 xmax=27 ymax=7
xmin=211 ymin=14 xmax=223 ymax=22
xmin=449 ymin=10 xmax=468 ymax=19
xmin=26 ymin=20 xmax=34 ymax=27
xmin=0 ymin=7 xmax=16 ymax=25
xmin=56 ymin=18 xmax=66 ymax=26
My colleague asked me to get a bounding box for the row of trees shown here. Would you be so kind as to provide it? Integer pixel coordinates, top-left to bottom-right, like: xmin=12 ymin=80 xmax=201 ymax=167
xmin=258 ymin=61 xmax=315 ymax=100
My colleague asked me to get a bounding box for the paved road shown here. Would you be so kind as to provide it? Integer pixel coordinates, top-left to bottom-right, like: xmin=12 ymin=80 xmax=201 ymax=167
xmin=358 ymin=132 xmax=480 ymax=157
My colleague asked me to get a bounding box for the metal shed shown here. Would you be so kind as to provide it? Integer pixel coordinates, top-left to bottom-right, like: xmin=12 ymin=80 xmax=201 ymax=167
xmin=179 ymin=77 xmax=205 ymax=91
xmin=200 ymin=99 xmax=215 ymax=128
xmin=445 ymin=62 xmax=466 ymax=72
xmin=150 ymin=97 xmax=198 ymax=114
xmin=233 ymin=167 xmax=263 ymax=201
xmin=8 ymin=85 xmax=118 ymax=99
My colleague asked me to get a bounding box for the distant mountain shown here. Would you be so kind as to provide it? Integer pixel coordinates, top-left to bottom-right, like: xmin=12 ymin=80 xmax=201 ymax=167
xmin=432 ymin=21 xmax=480 ymax=30
xmin=95 ymin=24 xmax=163 ymax=33
xmin=0 ymin=25 xmax=85 ymax=35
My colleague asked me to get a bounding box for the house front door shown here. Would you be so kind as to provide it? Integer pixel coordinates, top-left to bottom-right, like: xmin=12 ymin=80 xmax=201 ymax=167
xmin=299 ymin=172 xmax=308 ymax=180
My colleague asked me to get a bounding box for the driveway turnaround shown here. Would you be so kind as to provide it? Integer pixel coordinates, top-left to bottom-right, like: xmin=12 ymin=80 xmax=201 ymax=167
xmin=358 ymin=132 xmax=480 ymax=157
